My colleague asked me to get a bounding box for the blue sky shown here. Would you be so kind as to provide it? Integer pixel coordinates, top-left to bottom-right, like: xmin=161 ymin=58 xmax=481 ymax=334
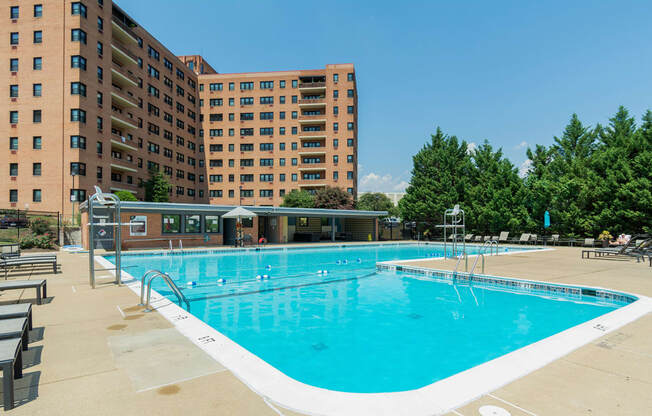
xmin=118 ymin=0 xmax=652 ymax=192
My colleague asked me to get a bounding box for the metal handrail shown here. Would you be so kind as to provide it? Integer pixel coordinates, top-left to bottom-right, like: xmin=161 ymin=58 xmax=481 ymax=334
xmin=452 ymin=252 xmax=467 ymax=277
xmin=144 ymin=272 xmax=190 ymax=312
xmin=481 ymin=240 xmax=498 ymax=256
xmin=138 ymin=270 xmax=165 ymax=305
xmin=470 ymin=253 xmax=485 ymax=276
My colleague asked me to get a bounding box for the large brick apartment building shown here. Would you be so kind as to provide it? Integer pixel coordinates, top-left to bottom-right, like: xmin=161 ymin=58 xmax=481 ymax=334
xmin=1 ymin=0 xmax=358 ymax=218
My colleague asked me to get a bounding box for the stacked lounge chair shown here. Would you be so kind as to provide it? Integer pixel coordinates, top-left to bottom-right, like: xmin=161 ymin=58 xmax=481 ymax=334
xmin=0 ymin=303 xmax=38 ymax=410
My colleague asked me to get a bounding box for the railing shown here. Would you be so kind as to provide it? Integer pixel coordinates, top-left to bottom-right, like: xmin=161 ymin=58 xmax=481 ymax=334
xmin=299 ymin=82 xmax=326 ymax=88
xmin=298 ymin=114 xmax=326 ymax=120
xmin=140 ymin=270 xmax=190 ymax=312
xmin=111 ymin=86 xmax=138 ymax=107
xmin=111 ymin=15 xmax=139 ymax=41
xmin=299 ymin=98 xmax=325 ymax=104
xmin=452 ymin=252 xmax=468 ymax=277
xmin=299 ymin=130 xmax=326 ymax=136
xmin=111 ymin=60 xmax=139 ymax=84
xmin=111 ymin=40 xmax=139 ymax=63
xmin=482 ymin=240 xmax=498 ymax=256
xmin=470 ymin=253 xmax=485 ymax=276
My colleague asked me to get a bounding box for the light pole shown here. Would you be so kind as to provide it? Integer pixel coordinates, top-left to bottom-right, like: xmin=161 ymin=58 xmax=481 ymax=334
xmin=71 ymin=172 xmax=77 ymax=225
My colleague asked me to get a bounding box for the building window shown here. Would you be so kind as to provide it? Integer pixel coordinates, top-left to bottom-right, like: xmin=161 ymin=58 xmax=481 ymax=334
xmin=260 ymin=189 xmax=273 ymax=197
xmin=70 ymin=135 xmax=86 ymax=149
xmin=33 ymin=110 xmax=42 ymax=123
xmin=279 ymin=174 xmax=285 ymax=182
xmin=97 ymin=141 xmax=103 ymax=155
xmin=333 ymin=155 xmax=339 ymax=164
xmin=10 ymin=6 xmax=19 ymax=19
xmin=162 ymin=214 xmax=181 ymax=233
xmin=228 ymin=82 xmax=234 ymax=91
xmin=333 ymin=90 xmax=339 ymax=99
xmin=71 ymin=29 xmax=87 ymax=44
xmin=33 ymin=189 xmax=42 ymax=202
xmin=229 ymin=98 xmax=234 ymax=106
xmin=71 ymin=55 xmax=86 ymax=70
xmin=71 ymin=2 xmax=87 ymax=17
xmin=260 ymin=81 xmax=273 ymax=89
xmin=279 ymin=158 xmax=285 ymax=166
xmin=97 ymin=91 xmax=103 ymax=106
xmin=347 ymin=138 xmax=354 ymax=147
xmin=292 ymin=173 xmax=297 ymax=181
xmin=97 ymin=66 xmax=103 ymax=81
xmin=291 ymin=158 xmax=297 ymax=166
xmin=97 ymin=17 xmax=103 ymax=31
xmin=97 ymin=41 xmax=103 ymax=55
xmin=33 ymin=31 xmax=43 ymax=44
xmin=10 ymin=59 xmax=18 ymax=72
xmin=10 ymin=111 xmax=19 ymax=124
xmin=32 ymin=163 xmax=41 ymax=176
xmin=347 ymin=89 xmax=354 ymax=98
xmin=279 ymin=96 xmax=286 ymax=104
xmin=333 ymin=106 xmax=339 ymax=115
xmin=70 ymin=109 xmax=86 ymax=123
xmin=71 ymin=82 xmax=86 ymax=96
xmin=9 ymin=190 xmax=18 ymax=203
xmin=347 ymin=171 xmax=354 ymax=180
xmin=97 ymin=167 xmax=102 ymax=179
xmin=291 ymin=111 xmax=297 ymax=119
xmin=33 ymin=136 xmax=42 ymax=149
xmin=9 ymin=137 xmax=18 ymax=150
xmin=291 ymin=95 xmax=297 ymax=104
xmin=10 ymin=32 xmax=19 ymax=45
xmin=33 ymin=57 xmax=42 ymax=70
xmin=33 ymin=84 xmax=42 ymax=97
xmin=348 ymin=73 xmax=354 ymax=81
xmin=9 ymin=85 xmax=18 ymax=98
xmin=292 ymin=80 xmax=298 ymax=88
xmin=70 ymin=162 xmax=86 ymax=176
xmin=9 ymin=163 xmax=18 ymax=177
xmin=347 ymin=122 xmax=354 ymax=130
xmin=333 ymin=139 xmax=339 ymax=148
xmin=291 ymin=127 xmax=297 ymax=135
xmin=347 ymin=105 xmax=354 ymax=114
xmin=333 ymin=122 xmax=339 ymax=132
xmin=34 ymin=5 xmax=43 ymax=18
xmin=279 ymin=127 xmax=285 ymax=135
xmin=347 ymin=155 xmax=354 ymax=163
xmin=333 ymin=171 xmax=338 ymax=180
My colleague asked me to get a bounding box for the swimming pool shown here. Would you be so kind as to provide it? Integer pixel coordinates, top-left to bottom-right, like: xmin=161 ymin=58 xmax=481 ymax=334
xmin=100 ymin=243 xmax=649 ymax=414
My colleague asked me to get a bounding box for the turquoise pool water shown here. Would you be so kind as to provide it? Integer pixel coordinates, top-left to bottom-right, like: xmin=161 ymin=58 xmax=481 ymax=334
xmin=105 ymin=243 xmax=626 ymax=393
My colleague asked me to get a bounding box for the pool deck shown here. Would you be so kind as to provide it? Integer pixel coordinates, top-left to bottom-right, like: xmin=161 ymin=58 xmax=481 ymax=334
xmin=1 ymin=243 xmax=650 ymax=415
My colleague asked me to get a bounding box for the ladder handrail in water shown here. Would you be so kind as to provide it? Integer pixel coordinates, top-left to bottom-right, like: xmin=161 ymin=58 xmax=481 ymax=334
xmin=139 ymin=270 xmax=166 ymax=305
xmin=452 ymin=252 xmax=467 ymax=277
xmin=470 ymin=253 xmax=485 ymax=276
xmin=143 ymin=272 xmax=190 ymax=312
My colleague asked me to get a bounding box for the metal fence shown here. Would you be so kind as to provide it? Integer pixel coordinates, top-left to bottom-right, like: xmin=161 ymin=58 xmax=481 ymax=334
xmin=0 ymin=208 xmax=61 ymax=245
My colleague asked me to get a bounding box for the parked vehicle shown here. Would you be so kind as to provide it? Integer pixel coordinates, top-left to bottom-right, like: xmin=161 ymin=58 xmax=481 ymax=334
xmin=0 ymin=216 xmax=28 ymax=229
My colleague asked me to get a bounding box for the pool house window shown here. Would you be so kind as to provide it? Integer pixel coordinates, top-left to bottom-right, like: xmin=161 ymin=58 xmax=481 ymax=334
xmin=205 ymin=216 xmax=220 ymax=233
xmin=184 ymin=215 xmax=201 ymax=233
xmin=162 ymin=214 xmax=181 ymax=233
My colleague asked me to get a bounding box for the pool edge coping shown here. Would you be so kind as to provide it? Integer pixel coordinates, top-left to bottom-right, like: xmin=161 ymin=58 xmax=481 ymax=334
xmin=95 ymin=250 xmax=652 ymax=416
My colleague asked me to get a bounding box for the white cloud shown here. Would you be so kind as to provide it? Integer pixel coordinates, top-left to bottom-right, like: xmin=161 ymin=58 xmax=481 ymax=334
xmin=359 ymin=172 xmax=408 ymax=192
xmin=518 ymin=159 xmax=532 ymax=178
xmin=515 ymin=140 xmax=529 ymax=149
xmin=466 ymin=142 xmax=477 ymax=154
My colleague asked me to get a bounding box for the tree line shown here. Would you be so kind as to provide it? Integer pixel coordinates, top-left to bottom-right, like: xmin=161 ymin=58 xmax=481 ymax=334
xmin=399 ymin=107 xmax=652 ymax=238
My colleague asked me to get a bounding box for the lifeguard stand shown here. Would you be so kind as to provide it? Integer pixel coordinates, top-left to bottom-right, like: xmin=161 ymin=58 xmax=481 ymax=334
xmin=438 ymin=204 xmax=466 ymax=258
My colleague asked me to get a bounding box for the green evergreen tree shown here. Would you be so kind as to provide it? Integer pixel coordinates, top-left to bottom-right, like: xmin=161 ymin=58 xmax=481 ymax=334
xmin=399 ymin=127 xmax=473 ymax=235
xmin=144 ymin=170 xmax=171 ymax=202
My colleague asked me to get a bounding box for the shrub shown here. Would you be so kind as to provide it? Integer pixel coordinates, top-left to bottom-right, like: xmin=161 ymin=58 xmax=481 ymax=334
xmin=19 ymin=232 xmax=54 ymax=250
xmin=29 ymin=217 xmax=51 ymax=235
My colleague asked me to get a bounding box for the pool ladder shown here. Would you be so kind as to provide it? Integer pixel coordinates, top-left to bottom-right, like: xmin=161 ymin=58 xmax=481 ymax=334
xmin=138 ymin=269 xmax=190 ymax=312
xmin=468 ymin=240 xmax=499 ymax=276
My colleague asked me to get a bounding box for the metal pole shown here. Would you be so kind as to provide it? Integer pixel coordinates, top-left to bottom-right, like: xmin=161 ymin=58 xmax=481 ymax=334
xmin=115 ymin=195 xmax=121 ymax=285
xmin=331 ymin=217 xmax=335 ymax=241
xmin=89 ymin=195 xmax=95 ymax=288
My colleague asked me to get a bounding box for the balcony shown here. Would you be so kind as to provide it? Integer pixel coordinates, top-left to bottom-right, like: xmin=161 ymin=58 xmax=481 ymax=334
xmin=111 ymin=133 xmax=137 ymax=151
xmin=110 ymin=159 xmax=138 ymax=173
xmin=298 ymin=114 xmax=327 ymax=123
xmin=111 ymin=15 xmax=139 ymax=46
xmin=299 ymin=166 xmax=326 ymax=172
xmin=111 ymin=110 xmax=138 ymax=130
xmin=298 ymin=97 xmax=326 ymax=108
xmin=299 ymin=183 xmax=327 ymax=188
xmin=299 ymin=82 xmax=326 ymax=92
xmin=111 ymin=41 xmax=138 ymax=66
xmin=111 ymin=86 xmax=138 ymax=109
xmin=298 ymin=150 xmax=326 ymax=156
xmin=298 ymin=130 xmax=326 ymax=139
xmin=111 ymin=61 xmax=138 ymax=88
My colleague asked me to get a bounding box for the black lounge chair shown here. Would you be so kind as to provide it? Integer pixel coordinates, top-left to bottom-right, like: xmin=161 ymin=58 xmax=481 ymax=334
xmin=0 ymin=338 xmax=23 ymax=410
xmin=582 ymin=235 xmax=650 ymax=259
xmin=0 ymin=280 xmax=47 ymax=304
xmin=0 ymin=304 xmax=32 ymax=330
xmin=0 ymin=256 xmax=57 ymax=278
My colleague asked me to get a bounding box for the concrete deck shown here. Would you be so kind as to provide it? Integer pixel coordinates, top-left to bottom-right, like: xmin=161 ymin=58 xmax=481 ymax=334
xmin=0 ymin=245 xmax=649 ymax=415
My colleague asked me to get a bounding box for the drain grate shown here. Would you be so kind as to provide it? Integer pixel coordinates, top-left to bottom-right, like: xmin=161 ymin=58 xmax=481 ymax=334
xmin=312 ymin=342 xmax=328 ymax=351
